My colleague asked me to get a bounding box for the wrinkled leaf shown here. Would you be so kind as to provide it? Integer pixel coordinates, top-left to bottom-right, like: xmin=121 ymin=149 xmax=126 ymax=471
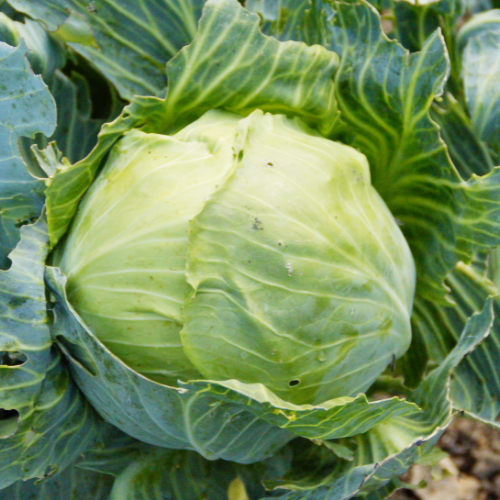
xmin=0 ymin=217 xmax=104 ymax=489
xmin=7 ymin=0 xmax=205 ymax=100
xmin=0 ymin=41 xmax=55 ymax=268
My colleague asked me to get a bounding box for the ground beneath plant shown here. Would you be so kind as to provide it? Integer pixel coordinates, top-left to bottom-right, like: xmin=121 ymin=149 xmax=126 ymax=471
xmin=389 ymin=418 xmax=500 ymax=500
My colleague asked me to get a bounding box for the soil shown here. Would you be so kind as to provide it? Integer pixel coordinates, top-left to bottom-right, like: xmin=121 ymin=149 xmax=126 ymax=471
xmin=389 ymin=418 xmax=500 ymax=500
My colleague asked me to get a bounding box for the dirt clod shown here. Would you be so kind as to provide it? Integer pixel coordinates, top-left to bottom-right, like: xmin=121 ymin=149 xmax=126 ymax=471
xmin=389 ymin=418 xmax=500 ymax=500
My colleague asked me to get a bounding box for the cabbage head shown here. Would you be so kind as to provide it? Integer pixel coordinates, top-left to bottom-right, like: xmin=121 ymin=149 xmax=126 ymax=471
xmin=58 ymin=109 xmax=416 ymax=405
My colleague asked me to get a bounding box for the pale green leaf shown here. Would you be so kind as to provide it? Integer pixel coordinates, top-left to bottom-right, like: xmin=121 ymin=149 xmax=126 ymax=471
xmin=46 ymin=260 xmax=421 ymax=465
xmin=47 ymin=265 xmax=295 ymax=464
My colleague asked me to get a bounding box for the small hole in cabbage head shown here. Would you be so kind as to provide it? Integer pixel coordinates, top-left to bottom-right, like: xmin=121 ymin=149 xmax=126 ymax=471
xmin=289 ymin=379 xmax=300 ymax=387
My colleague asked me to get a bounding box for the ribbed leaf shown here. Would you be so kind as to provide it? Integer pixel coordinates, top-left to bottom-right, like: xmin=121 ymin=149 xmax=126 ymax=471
xmin=1 ymin=425 xmax=288 ymax=499
xmin=448 ymin=273 xmax=500 ymax=423
xmin=6 ymin=0 xmax=205 ymax=100
xmin=391 ymin=0 xmax=463 ymax=97
xmin=187 ymin=380 xmax=420 ymax=441
xmin=106 ymin=449 xmax=252 ymax=500
xmin=0 ymin=217 xmax=104 ymax=489
xmin=431 ymin=94 xmax=497 ymax=179
xmin=43 ymin=71 xmax=121 ymax=164
xmin=404 ymin=254 xmax=500 ymax=428
xmin=0 ymin=217 xmax=51 ymax=486
xmin=0 ymin=41 xmax=55 ymax=268
xmin=245 ymin=0 xmax=331 ymax=45
xmin=392 ymin=2 xmax=442 ymax=53
xmin=0 ymin=15 xmax=121 ymax=167
xmin=328 ymin=1 xmax=500 ymax=303
xmin=78 ymin=425 xmax=290 ymax=500
xmin=44 ymin=0 xmax=340 ymax=248
xmin=162 ymin=0 xmax=339 ymax=135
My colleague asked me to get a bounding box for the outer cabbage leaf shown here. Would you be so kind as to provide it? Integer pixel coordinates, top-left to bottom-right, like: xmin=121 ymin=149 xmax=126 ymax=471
xmin=0 ymin=469 xmax=114 ymax=500
xmin=389 ymin=0 xmax=464 ymax=98
xmin=0 ymin=14 xmax=65 ymax=79
xmin=104 ymin=447 xmax=282 ymax=500
xmin=39 ymin=71 xmax=122 ymax=165
xmin=78 ymin=425 xmax=291 ymax=499
xmin=431 ymin=93 xmax=497 ymax=179
xmin=0 ymin=15 xmax=122 ymax=168
xmin=328 ymin=1 xmax=500 ymax=306
xmin=448 ymin=267 xmax=500 ymax=424
xmin=0 ymin=216 xmax=104 ymax=489
xmin=245 ymin=0 xmax=332 ymax=45
xmin=23 ymin=71 xmax=122 ymax=179
xmin=5 ymin=0 xmax=205 ymax=100
xmin=3 ymin=425 xmax=291 ymax=499
xmin=457 ymin=9 xmax=500 ymax=51
xmin=391 ymin=0 xmax=462 ymax=51
xmin=411 ymin=259 xmax=500 ymax=427
xmin=427 ymin=9 xmax=500 ymax=426
xmin=0 ymin=41 xmax=55 ymax=268
xmin=162 ymin=0 xmax=339 ymax=136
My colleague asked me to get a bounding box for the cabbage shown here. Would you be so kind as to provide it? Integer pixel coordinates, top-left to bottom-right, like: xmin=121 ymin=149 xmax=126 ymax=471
xmin=59 ymin=109 xmax=415 ymax=404
xmin=3 ymin=0 xmax=500 ymax=497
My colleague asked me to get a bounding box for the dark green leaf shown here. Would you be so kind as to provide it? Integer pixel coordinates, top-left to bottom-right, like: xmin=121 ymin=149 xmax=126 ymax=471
xmin=0 ymin=217 xmax=104 ymax=489
xmin=6 ymin=0 xmax=206 ymax=99
xmin=0 ymin=41 xmax=55 ymax=268
xmin=329 ymin=1 xmax=500 ymax=303
xmin=246 ymin=0 xmax=332 ymax=45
